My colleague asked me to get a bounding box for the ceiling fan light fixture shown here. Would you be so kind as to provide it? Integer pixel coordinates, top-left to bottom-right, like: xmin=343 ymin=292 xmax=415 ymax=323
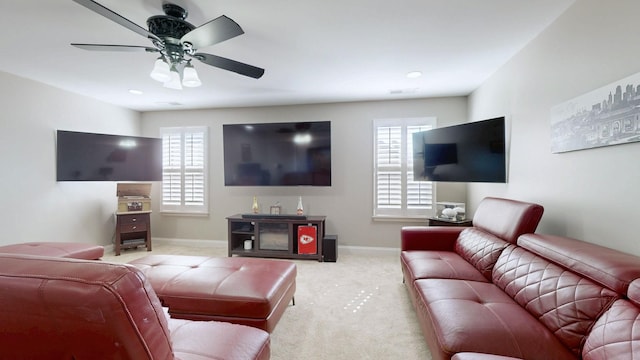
xmin=182 ymin=62 xmax=202 ymax=87
xmin=163 ymin=65 xmax=183 ymax=90
xmin=150 ymin=57 xmax=171 ymax=82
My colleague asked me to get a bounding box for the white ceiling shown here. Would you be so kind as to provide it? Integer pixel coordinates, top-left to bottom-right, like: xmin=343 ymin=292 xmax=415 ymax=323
xmin=0 ymin=0 xmax=575 ymax=112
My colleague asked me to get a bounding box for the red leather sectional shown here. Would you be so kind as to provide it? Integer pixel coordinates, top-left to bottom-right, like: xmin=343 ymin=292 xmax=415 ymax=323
xmin=402 ymin=197 xmax=640 ymax=359
xmin=0 ymin=254 xmax=270 ymax=359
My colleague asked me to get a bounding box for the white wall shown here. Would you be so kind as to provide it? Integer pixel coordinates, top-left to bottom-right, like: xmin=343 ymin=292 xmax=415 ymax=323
xmin=468 ymin=0 xmax=640 ymax=255
xmin=142 ymin=97 xmax=467 ymax=248
xmin=0 ymin=71 xmax=141 ymax=246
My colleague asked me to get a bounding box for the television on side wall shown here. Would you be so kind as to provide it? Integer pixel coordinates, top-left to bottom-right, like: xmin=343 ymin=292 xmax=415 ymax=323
xmin=56 ymin=130 xmax=162 ymax=182
xmin=223 ymin=121 xmax=331 ymax=186
xmin=412 ymin=117 xmax=507 ymax=183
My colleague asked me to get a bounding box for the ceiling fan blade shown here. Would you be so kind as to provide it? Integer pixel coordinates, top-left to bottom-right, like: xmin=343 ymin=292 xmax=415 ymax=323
xmin=72 ymin=44 xmax=159 ymax=52
xmin=182 ymin=15 xmax=244 ymax=49
xmin=72 ymin=0 xmax=161 ymax=43
xmin=195 ymin=53 xmax=264 ymax=79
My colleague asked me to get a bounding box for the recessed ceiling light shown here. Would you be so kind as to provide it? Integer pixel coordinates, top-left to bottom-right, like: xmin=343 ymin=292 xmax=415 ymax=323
xmin=128 ymin=89 xmax=143 ymax=95
xmin=406 ymin=71 xmax=422 ymax=79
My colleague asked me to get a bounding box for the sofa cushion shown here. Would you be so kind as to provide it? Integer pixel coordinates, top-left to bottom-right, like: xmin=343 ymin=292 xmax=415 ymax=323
xmin=472 ymin=197 xmax=544 ymax=244
xmin=414 ymin=278 xmax=575 ymax=360
xmin=493 ymin=245 xmax=619 ymax=356
xmin=169 ymin=318 xmax=270 ymax=360
xmin=455 ymin=228 xmax=510 ymax=281
xmin=518 ymin=233 xmax=640 ymax=294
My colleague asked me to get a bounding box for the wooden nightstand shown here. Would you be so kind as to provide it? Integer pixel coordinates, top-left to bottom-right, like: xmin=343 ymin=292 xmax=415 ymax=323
xmin=115 ymin=212 xmax=151 ymax=256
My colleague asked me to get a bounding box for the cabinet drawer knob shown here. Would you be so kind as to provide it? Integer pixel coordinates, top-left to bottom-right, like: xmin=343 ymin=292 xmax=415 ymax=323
xmin=132 ymin=218 xmax=137 ymax=222
xmin=132 ymin=226 xmax=137 ymax=230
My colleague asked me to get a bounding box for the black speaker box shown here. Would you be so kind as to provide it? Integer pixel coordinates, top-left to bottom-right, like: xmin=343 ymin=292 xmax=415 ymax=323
xmin=323 ymin=235 xmax=338 ymax=262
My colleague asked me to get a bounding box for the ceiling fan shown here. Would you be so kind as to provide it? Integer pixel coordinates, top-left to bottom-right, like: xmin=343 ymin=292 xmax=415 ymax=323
xmin=71 ymin=0 xmax=264 ymax=90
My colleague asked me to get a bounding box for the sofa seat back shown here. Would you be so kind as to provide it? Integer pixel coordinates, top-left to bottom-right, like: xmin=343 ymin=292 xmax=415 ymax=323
xmin=454 ymin=228 xmax=510 ymax=281
xmin=518 ymin=233 xmax=640 ymax=294
xmin=583 ymin=278 xmax=640 ymax=359
xmin=0 ymin=254 xmax=174 ymax=359
xmin=472 ymin=197 xmax=544 ymax=244
xmin=492 ymin=244 xmax=619 ymax=356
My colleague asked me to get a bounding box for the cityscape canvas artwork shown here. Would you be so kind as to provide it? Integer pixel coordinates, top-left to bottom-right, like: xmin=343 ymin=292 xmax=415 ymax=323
xmin=550 ymin=71 xmax=640 ymax=153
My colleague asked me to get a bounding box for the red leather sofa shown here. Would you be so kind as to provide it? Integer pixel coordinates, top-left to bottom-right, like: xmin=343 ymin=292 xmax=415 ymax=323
xmin=401 ymin=197 xmax=640 ymax=359
xmin=0 ymin=253 xmax=270 ymax=360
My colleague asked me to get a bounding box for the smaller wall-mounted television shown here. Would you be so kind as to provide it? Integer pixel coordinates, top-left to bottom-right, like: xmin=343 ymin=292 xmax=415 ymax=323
xmin=223 ymin=121 xmax=331 ymax=186
xmin=56 ymin=130 xmax=162 ymax=182
xmin=412 ymin=117 xmax=507 ymax=183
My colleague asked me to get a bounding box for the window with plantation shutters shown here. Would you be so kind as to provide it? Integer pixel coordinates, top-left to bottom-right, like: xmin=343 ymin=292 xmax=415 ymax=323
xmin=160 ymin=127 xmax=208 ymax=214
xmin=373 ymin=118 xmax=436 ymax=218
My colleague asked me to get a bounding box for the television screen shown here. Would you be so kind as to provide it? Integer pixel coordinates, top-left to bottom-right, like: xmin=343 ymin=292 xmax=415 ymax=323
xmin=223 ymin=121 xmax=331 ymax=186
xmin=412 ymin=117 xmax=506 ymax=183
xmin=56 ymin=130 xmax=162 ymax=181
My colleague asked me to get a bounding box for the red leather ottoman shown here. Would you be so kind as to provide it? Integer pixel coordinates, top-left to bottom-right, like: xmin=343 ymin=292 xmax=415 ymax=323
xmin=0 ymin=242 xmax=104 ymax=260
xmin=128 ymin=254 xmax=296 ymax=333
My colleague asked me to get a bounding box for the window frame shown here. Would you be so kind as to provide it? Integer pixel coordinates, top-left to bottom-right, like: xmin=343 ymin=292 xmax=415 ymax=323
xmin=373 ymin=117 xmax=436 ymax=220
xmin=159 ymin=126 xmax=208 ymax=215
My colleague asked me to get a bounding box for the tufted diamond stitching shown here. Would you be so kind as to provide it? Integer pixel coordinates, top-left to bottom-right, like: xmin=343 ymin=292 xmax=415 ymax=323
xmin=583 ymin=299 xmax=640 ymax=359
xmin=493 ymin=246 xmax=619 ymax=356
xmin=456 ymin=228 xmax=510 ymax=281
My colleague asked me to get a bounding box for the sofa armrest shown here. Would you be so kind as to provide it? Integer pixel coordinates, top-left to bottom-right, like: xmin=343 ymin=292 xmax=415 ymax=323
xmin=401 ymin=226 xmax=465 ymax=251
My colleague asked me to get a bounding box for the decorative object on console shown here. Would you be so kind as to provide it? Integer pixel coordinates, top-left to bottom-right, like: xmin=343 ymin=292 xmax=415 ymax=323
xmin=70 ymin=0 xmax=264 ymax=91
xmin=436 ymin=202 xmax=465 ymax=221
xmin=296 ymin=196 xmax=304 ymax=215
xmin=117 ymin=183 xmax=152 ymax=213
xmin=244 ymin=237 xmax=254 ymax=250
xmin=297 ymin=225 xmax=317 ymax=255
xmin=252 ymin=196 xmax=259 ymax=214
xmin=270 ymin=202 xmax=281 ymax=215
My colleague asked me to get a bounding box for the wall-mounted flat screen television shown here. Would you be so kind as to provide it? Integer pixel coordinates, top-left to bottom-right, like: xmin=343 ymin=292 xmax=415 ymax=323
xmin=56 ymin=130 xmax=162 ymax=182
xmin=223 ymin=121 xmax=331 ymax=186
xmin=412 ymin=117 xmax=506 ymax=183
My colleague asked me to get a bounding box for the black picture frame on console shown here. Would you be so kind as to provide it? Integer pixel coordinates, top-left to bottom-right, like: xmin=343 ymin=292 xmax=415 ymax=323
xmin=56 ymin=130 xmax=162 ymax=182
xmin=412 ymin=117 xmax=507 ymax=183
xmin=223 ymin=121 xmax=331 ymax=186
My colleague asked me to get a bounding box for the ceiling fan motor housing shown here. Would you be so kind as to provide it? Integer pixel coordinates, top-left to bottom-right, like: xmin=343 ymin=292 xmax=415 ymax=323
xmin=147 ymin=16 xmax=195 ymax=41
xmin=147 ymin=4 xmax=195 ymax=64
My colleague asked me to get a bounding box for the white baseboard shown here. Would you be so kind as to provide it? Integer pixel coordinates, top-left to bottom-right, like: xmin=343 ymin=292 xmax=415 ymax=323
xmin=152 ymin=237 xmax=227 ymax=248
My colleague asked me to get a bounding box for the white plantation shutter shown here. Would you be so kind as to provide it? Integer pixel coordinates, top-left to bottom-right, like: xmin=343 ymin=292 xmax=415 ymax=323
xmin=374 ymin=118 xmax=435 ymax=218
xmin=160 ymin=127 xmax=208 ymax=214
xmin=376 ymin=126 xmax=402 ymax=209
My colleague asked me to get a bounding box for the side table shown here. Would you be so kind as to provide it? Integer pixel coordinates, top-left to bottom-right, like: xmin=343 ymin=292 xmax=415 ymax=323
xmin=115 ymin=211 xmax=151 ymax=255
xmin=428 ymin=217 xmax=473 ymax=227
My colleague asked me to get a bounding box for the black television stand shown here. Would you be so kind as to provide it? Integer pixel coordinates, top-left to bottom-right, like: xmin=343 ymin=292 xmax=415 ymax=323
xmin=227 ymin=214 xmax=325 ymax=261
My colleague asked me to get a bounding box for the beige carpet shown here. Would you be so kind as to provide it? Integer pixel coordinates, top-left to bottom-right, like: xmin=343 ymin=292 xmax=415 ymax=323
xmin=103 ymin=243 xmax=431 ymax=360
